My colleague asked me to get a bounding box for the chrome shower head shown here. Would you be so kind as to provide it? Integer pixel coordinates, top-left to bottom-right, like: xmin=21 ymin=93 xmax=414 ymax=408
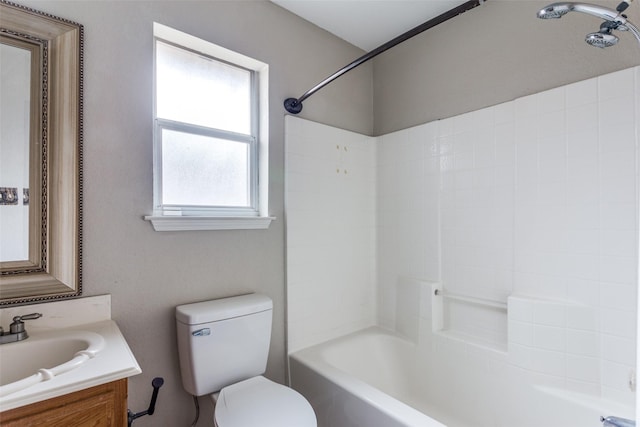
xmin=537 ymin=2 xmax=623 ymax=22
xmin=585 ymin=29 xmax=620 ymax=47
xmin=537 ymin=2 xmax=640 ymax=48
xmin=537 ymin=4 xmax=571 ymax=19
xmin=585 ymin=21 xmax=621 ymax=48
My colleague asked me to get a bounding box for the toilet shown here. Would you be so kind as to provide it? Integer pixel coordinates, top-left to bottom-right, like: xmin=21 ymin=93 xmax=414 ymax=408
xmin=176 ymin=293 xmax=317 ymax=427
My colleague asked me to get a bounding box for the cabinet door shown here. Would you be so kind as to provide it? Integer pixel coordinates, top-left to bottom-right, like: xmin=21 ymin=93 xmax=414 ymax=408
xmin=0 ymin=379 xmax=128 ymax=427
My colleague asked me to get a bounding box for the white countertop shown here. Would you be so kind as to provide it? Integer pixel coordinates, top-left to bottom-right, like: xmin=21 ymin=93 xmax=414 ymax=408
xmin=0 ymin=296 xmax=141 ymax=412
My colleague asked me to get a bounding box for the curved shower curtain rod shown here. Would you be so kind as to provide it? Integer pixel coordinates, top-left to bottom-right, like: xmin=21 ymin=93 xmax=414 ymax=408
xmin=283 ymin=0 xmax=485 ymax=114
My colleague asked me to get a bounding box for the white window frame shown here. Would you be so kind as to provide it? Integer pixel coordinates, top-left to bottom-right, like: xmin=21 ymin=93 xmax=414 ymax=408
xmin=145 ymin=23 xmax=273 ymax=231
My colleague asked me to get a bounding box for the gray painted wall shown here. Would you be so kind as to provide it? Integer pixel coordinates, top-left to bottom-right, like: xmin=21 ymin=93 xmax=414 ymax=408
xmin=10 ymin=0 xmax=640 ymax=425
xmin=373 ymin=0 xmax=640 ymax=135
xmin=17 ymin=1 xmax=371 ymax=425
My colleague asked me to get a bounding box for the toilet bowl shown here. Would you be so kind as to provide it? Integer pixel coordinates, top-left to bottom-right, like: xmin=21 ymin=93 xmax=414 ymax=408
xmin=176 ymin=293 xmax=317 ymax=427
xmin=213 ymin=376 xmax=315 ymax=427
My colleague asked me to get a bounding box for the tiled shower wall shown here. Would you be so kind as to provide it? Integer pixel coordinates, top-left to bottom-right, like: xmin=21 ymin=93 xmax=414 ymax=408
xmin=285 ymin=116 xmax=377 ymax=353
xmin=286 ymin=65 xmax=639 ymax=403
xmin=378 ymin=66 xmax=639 ymax=404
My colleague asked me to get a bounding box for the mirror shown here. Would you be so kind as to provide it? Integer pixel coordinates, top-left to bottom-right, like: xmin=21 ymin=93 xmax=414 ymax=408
xmin=0 ymin=1 xmax=83 ymax=305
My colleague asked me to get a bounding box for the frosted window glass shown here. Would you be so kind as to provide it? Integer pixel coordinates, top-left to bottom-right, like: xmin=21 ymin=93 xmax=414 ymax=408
xmin=156 ymin=41 xmax=251 ymax=135
xmin=161 ymin=129 xmax=249 ymax=207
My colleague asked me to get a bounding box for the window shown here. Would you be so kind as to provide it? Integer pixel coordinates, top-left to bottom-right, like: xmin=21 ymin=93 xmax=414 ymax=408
xmin=146 ymin=24 xmax=271 ymax=231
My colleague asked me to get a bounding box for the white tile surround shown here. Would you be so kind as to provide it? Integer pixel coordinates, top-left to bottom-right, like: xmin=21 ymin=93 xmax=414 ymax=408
xmin=285 ymin=116 xmax=377 ymax=353
xmin=285 ymin=66 xmax=639 ymax=406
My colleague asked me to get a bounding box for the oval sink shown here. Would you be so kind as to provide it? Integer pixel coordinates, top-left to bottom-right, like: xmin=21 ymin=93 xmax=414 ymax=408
xmin=0 ymin=329 xmax=105 ymax=396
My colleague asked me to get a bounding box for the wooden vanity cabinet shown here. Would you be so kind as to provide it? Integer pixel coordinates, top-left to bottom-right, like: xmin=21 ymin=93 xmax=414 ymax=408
xmin=0 ymin=379 xmax=127 ymax=426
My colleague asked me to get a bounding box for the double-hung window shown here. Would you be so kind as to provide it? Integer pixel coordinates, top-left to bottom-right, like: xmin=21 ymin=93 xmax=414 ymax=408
xmin=148 ymin=23 xmax=271 ymax=231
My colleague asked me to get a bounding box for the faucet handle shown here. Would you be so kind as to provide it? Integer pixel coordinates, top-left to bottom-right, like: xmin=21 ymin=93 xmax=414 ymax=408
xmin=12 ymin=313 xmax=43 ymax=322
xmin=10 ymin=313 xmax=42 ymax=333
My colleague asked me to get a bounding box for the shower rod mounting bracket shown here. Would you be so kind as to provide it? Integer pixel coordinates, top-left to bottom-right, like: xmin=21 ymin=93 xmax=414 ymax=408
xmin=283 ymin=0 xmax=485 ymax=114
xmin=284 ymin=98 xmax=303 ymax=114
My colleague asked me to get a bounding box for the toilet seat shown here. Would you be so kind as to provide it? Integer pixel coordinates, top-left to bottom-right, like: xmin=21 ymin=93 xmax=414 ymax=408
xmin=214 ymin=376 xmax=316 ymax=427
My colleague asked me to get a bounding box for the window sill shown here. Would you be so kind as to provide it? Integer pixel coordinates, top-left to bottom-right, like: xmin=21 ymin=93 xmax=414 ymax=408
xmin=144 ymin=215 xmax=275 ymax=231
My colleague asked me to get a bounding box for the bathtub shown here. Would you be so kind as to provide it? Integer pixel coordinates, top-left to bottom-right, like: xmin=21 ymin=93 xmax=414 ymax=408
xmin=289 ymin=327 xmax=635 ymax=427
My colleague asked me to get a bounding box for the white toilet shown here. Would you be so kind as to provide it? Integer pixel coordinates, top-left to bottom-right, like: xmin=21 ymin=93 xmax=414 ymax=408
xmin=176 ymin=293 xmax=317 ymax=427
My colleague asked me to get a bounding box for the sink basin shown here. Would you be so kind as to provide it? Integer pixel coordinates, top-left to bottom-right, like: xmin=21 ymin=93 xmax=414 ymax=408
xmin=0 ymin=329 xmax=105 ymax=397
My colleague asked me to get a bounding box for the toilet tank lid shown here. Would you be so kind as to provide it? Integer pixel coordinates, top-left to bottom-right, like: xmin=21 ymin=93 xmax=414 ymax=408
xmin=176 ymin=293 xmax=272 ymax=325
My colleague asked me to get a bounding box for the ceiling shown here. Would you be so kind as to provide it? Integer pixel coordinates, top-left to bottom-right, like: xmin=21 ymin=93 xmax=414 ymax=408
xmin=271 ymin=0 xmax=470 ymax=51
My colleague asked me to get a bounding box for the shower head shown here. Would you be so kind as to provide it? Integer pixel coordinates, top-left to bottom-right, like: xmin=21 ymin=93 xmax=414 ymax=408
xmin=537 ymin=1 xmax=640 ymax=48
xmin=537 ymin=2 xmax=624 ymax=23
xmin=585 ymin=29 xmax=620 ymax=47
xmin=537 ymin=3 xmax=571 ymax=19
xmin=584 ymin=21 xmax=621 ymax=47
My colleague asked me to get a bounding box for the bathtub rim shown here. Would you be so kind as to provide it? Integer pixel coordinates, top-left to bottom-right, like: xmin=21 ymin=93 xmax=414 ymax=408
xmin=289 ymin=326 xmax=447 ymax=427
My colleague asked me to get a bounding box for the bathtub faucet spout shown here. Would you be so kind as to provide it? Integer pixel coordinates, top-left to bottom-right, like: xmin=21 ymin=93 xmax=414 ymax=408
xmin=601 ymin=416 xmax=635 ymax=427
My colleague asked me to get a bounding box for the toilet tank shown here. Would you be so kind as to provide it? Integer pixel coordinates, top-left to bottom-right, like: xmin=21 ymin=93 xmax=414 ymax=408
xmin=176 ymin=293 xmax=273 ymax=396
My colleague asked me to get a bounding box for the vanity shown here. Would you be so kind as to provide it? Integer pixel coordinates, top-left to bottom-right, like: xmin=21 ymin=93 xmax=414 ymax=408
xmin=1 ymin=4 xmax=141 ymax=424
xmin=0 ymin=296 xmax=141 ymax=426
xmin=1 ymin=379 xmax=128 ymax=426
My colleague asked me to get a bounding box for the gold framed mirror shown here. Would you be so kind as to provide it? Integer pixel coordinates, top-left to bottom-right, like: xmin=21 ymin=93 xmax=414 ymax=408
xmin=0 ymin=1 xmax=82 ymax=305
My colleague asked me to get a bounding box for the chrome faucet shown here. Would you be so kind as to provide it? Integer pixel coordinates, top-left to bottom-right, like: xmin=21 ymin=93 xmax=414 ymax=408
xmin=601 ymin=416 xmax=636 ymax=427
xmin=0 ymin=313 xmax=42 ymax=344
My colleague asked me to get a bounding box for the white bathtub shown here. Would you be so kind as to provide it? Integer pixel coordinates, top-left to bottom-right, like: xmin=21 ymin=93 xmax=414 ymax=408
xmin=289 ymin=327 xmax=635 ymax=427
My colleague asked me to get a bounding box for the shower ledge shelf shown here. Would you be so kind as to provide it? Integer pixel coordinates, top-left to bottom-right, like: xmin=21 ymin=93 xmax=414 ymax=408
xmin=439 ymin=291 xmax=507 ymax=310
xmin=431 ymin=285 xmax=508 ymax=354
xmin=144 ymin=215 xmax=276 ymax=231
xmin=435 ymin=329 xmax=508 ymax=355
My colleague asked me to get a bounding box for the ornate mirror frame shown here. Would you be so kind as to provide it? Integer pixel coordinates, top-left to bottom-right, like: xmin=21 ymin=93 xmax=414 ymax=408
xmin=0 ymin=1 xmax=83 ymax=305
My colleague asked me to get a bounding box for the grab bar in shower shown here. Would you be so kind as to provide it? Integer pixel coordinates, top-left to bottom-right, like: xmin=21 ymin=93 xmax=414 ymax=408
xmin=434 ymin=289 xmax=507 ymax=310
